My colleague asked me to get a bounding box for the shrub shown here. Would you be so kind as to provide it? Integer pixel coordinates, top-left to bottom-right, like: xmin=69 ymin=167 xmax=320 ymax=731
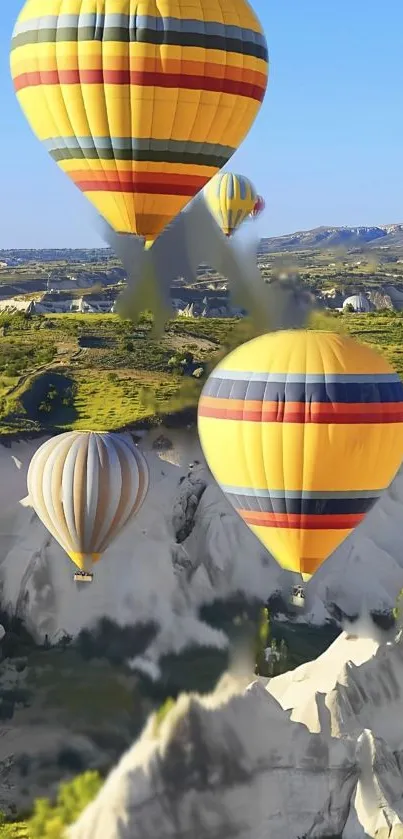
xmin=75 ymin=617 xmax=158 ymax=664
xmin=28 ymin=771 xmax=104 ymax=838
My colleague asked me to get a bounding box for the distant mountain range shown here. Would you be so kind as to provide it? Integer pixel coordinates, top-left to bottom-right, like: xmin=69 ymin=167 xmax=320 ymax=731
xmin=2 ymin=224 xmax=403 ymax=260
xmin=259 ymin=224 xmax=403 ymax=253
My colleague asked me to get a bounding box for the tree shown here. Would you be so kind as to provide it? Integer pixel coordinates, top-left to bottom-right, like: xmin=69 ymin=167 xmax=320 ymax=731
xmin=254 ymin=607 xmax=271 ymax=676
xmin=29 ymin=771 xmax=104 ymax=838
xmin=393 ymin=587 xmax=403 ymax=628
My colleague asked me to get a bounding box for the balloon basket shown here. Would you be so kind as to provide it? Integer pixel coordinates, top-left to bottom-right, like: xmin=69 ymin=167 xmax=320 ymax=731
xmin=290 ymin=585 xmax=305 ymax=608
xmin=74 ymin=572 xmax=93 ymax=583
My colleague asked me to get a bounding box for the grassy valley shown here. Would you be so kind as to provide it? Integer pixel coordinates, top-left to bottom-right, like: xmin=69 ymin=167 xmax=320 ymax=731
xmin=0 ymin=308 xmax=403 ymax=438
xmin=0 ymin=312 xmax=242 ymax=437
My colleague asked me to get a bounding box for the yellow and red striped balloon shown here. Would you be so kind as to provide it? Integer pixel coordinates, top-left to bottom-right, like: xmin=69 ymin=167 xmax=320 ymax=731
xmin=10 ymin=0 xmax=269 ymax=244
xmin=198 ymin=330 xmax=403 ymax=579
xmin=203 ymin=172 xmax=257 ymax=237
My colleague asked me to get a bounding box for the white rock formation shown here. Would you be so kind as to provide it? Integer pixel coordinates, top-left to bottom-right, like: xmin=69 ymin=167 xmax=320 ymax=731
xmin=268 ymin=628 xmax=403 ymax=748
xmin=0 ymin=430 xmax=278 ymax=654
xmin=68 ymin=674 xmax=358 ymax=839
xmin=0 ymin=428 xmax=403 ymax=649
xmin=68 ymin=631 xmax=403 ymax=839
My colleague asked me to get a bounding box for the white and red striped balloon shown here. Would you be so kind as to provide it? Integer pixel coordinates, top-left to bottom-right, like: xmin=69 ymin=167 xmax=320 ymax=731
xmin=251 ymin=195 xmax=265 ymax=218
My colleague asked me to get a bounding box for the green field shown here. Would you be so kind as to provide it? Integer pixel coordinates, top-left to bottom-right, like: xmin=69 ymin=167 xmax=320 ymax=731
xmin=0 ymin=309 xmax=403 ymax=437
xmin=0 ymin=826 xmax=28 ymax=838
xmin=0 ymin=312 xmax=243 ymax=436
xmin=313 ymin=309 xmax=403 ymax=375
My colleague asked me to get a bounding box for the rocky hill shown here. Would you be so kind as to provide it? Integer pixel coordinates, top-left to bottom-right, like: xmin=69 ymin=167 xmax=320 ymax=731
xmin=69 ymin=629 xmax=403 ymax=839
xmin=2 ymin=428 xmax=403 ymax=818
xmin=1 ymin=428 xmax=403 ymax=646
xmin=259 ymin=224 xmax=403 ymax=253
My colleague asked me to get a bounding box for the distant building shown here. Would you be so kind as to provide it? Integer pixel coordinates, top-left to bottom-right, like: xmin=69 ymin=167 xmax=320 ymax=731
xmin=343 ymin=293 xmax=372 ymax=313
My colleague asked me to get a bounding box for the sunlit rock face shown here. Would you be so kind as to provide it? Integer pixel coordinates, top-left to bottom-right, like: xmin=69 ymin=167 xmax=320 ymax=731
xmin=1 ymin=429 xmax=403 ymax=645
xmin=69 ymin=634 xmax=403 ymax=839
xmin=0 ymin=431 xmax=281 ymax=650
xmin=68 ymin=674 xmax=358 ymax=839
xmin=2 ymin=431 xmax=403 ymax=831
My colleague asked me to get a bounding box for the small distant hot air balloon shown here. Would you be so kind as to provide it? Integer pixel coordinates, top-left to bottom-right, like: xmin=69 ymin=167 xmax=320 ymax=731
xmin=27 ymin=431 xmax=149 ymax=582
xmin=251 ymin=195 xmax=265 ymax=219
xmin=198 ymin=330 xmax=403 ymax=582
xmin=10 ymin=0 xmax=269 ymax=246
xmin=204 ymin=173 xmax=258 ymax=237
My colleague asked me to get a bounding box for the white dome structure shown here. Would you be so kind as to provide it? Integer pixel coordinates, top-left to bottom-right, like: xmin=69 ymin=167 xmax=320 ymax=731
xmin=343 ymin=293 xmax=372 ymax=313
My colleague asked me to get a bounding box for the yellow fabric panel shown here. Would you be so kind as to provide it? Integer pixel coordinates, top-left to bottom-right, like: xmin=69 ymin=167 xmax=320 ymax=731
xmin=17 ymin=87 xmax=92 ymax=140
xmin=68 ymin=552 xmax=101 ymax=571
xmin=18 ymin=0 xmax=79 ymax=19
xmin=17 ymin=0 xmax=264 ymax=29
xmin=197 ymin=416 xmax=403 ymax=493
xmin=80 ymin=192 xmax=185 ymax=235
xmin=217 ymin=330 xmax=396 ymax=376
xmin=137 ymin=0 xmax=263 ymax=28
xmin=16 ymin=87 xmax=259 ymax=146
xmin=250 ymin=524 xmax=351 ymax=574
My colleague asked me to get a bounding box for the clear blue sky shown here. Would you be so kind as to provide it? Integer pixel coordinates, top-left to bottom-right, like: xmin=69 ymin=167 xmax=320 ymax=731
xmin=1 ymin=0 xmax=403 ymax=248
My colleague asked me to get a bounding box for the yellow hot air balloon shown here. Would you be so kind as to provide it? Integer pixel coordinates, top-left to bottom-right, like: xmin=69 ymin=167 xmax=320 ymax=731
xmin=27 ymin=431 xmax=149 ymax=582
xmin=204 ymin=172 xmax=257 ymax=236
xmin=10 ymin=0 xmax=269 ymax=245
xmin=198 ymin=330 xmax=403 ymax=581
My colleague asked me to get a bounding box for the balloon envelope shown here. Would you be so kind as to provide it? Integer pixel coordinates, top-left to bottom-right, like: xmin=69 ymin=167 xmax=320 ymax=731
xmin=198 ymin=330 xmax=403 ymax=579
xmin=204 ymin=172 xmax=257 ymax=237
xmin=10 ymin=0 xmax=268 ymax=243
xmin=251 ymin=195 xmax=265 ymax=218
xmin=27 ymin=431 xmax=149 ymax=572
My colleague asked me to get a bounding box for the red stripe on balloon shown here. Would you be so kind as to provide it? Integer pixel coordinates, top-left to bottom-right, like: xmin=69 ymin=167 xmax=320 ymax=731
xmin=13 ymin=69 xmax=266 ymax=101
xmin=68 ymin=169 xmax=208 ymax=195
xmin=240 ymin=510 xmax=364 ymax=529
xmin=198 ymin=404 xmax=403 ymax=424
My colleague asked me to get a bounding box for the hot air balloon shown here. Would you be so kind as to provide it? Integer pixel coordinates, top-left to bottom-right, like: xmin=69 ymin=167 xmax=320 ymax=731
xmin=203 ymin=172 xmax=257 ymax=237
xmin=10 ymin=0 xmax=269 ymax=246
xmin=27 ymin=431 xmax=149 ymax=582
xmin=251 ymin=195 xmax=265 ymax=218
xmin=198 ymin=330 xmax=403 ymax=582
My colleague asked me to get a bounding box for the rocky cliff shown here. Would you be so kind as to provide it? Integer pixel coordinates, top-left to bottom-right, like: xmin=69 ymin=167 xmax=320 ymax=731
xmin=69 ymin=631 xmax=403 ymax=839
xmin=2 ymin=429 xmax=403 ymax=823
xmin=1 ymin=427 xmax=403 ymax=644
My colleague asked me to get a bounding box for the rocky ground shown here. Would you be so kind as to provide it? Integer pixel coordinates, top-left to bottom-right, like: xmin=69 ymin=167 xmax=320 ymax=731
xmin=1 ymin=426 xmax=403 ymax=821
